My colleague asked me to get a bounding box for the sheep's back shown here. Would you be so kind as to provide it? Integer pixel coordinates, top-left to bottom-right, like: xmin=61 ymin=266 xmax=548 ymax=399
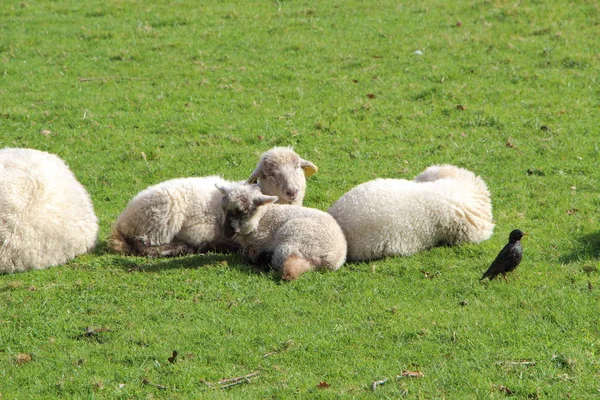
xmin=0 ymin=148 xmax=98 ymax=273
xmin=113 ymin=176 xmax=228 ymax=246
xmin=328 ymin=178 xmax=493 ymax=261
xmin=255 ymin=204 xmax=347 ymax=269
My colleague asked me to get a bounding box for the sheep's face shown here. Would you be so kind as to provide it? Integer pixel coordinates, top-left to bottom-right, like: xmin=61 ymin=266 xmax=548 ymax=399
xmin=246 ymin=147 xmax=317 ymax=206
xmin=261 ymin=160 xmax=306 ymax=205
xmin=217 ymin=184 xmax=278 ymax=240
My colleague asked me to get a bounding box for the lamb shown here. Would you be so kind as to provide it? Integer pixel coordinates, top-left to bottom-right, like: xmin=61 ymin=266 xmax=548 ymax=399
xmin=217 ymin=182 xmax=347 ymax=280
xmin=0 ymin=148 xmax=98 ymax=274
xmin=109 ymin=147 xmax=318 ymax=257
xmin=246 ymin=146 xmax=317 ymax=206
xmin=327 ymin=164 xmax=494 ymax=261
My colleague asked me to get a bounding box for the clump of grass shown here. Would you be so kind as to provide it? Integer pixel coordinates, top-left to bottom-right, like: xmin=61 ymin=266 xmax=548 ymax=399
xmin=1 ymin=0 xmax=599 ymax=397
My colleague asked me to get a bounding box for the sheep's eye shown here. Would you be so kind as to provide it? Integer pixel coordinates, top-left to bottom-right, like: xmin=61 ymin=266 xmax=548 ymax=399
xmin=228 ymin=209 xmax=244 ymax=220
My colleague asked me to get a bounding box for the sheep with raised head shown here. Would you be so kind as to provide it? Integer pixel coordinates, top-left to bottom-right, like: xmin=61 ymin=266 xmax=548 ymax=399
xmin=217 ymin=182 xmax=346 ymax=280
xmin=327 ymin=164 xmax=494 ymax=261
xmin=246 ymin=146 xmax=317 ymax=206
xmin=109 ymin=147 xmax=318 ymax=257
xmin=0 ymin=148 xmax=98 ymax=274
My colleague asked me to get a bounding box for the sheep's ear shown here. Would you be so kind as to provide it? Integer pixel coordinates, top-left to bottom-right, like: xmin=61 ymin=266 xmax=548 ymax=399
xmin=253 ymin=194 xmax=279 ymax=207
xmin=215 ymin=183 xmax=230 ymax=194
xmin=300 ymin=159 xmax=318 ymax=177
xmin=245 ymin=165 xmax=263 ymax=184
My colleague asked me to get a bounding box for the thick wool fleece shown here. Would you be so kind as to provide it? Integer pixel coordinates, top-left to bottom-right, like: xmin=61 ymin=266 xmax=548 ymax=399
xmin=237 ymin=204 xmax=347 ymax=274
xmin=328 ymin=166 xmax=494 ymax=261
xmin=0 ymin=148 xmax=98 ymax=273
xmin=109 ymin=176 xmax=234 ymax=254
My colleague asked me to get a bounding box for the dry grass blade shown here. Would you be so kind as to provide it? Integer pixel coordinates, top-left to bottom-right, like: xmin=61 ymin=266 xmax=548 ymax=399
xmin=218 ymin=371 xmax=260 ymax=385
xmin=15 ymin=353 xmax=33 ymax=365
xmin=213 ymin=371 xmax=260 ymax=389
xmin=495 ymin=360 xmax=536 ymax=366
xmin=397 ymin=370 xmax=424 ymax=378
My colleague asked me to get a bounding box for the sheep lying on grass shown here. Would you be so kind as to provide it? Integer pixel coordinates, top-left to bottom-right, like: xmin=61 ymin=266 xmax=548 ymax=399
xmin=217 ymin=182 xmax=347 ymax=280
xmin=247 ymin=146 xmax=317 ymax=206
xmin=109 ymin=147 xmax=318 ymax=257
xmin=0 ymin=148 xmax=98 ymax=274
xmin=328 ymin=164 xmax=494 ymax=261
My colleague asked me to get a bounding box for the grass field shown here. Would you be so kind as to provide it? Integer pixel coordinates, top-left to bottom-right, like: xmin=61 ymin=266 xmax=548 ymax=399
xmin=1 ymin=0 xmax=599 ymax=398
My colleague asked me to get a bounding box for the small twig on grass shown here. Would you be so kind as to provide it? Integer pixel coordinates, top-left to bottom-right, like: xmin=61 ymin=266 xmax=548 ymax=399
xmin=371 ymin=378 xmax=388 ymax=391
xmin=220 ymin=378 xmax=251 ymax=389
xmin=205 ymin=371 xmax=260 ymax=389
xmin=218 ymin=371 xmax=260 ymax=385
xmin=142 ymin=378 xmax=170 ymax=390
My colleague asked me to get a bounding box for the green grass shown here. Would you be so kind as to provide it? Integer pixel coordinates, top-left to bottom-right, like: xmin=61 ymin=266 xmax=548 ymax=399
xmin=1 ymin=0 xmax=599 ymax=397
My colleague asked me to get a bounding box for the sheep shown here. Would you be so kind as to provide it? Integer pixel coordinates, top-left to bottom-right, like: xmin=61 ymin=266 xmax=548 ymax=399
xmin=327 ymin=164 xmax=494 ymax=261
xmin=217 ymin=182 xmax=347 ymax=280
xmin=0 ymin=148 xmax=98 ymax=274
xmin=413 ymin=164 xmax=480 ymax=183
xmin=246 ymin=146 xmax=317 ymax=206
xmin=109 ymin=147 xmax=318 ymax=257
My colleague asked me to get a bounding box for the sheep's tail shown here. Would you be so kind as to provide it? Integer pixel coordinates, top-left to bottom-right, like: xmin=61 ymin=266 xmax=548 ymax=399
xmin=281 ymin=255 xmax=313 ymax=281
xmin=107 ymin=228 xmax=134 ymax=255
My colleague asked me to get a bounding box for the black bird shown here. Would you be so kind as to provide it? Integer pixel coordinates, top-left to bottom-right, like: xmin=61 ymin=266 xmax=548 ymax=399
xmin=480 ymin=229 xmax=527 ymax=281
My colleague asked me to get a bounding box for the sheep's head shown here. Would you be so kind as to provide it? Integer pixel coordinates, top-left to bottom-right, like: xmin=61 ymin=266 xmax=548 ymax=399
xmin=216 ymin=183 xmax=278 ymax=240
xmin=246 ymin=147 xmax=317 ymax=205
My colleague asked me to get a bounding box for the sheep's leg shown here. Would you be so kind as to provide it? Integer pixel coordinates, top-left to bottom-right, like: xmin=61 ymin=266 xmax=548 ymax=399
xmin=209 ymin=241 xmax=241 ymax=254
xmin=244 ymin=247 xmax=273 ymax=266
xmin=255 ymin=250 xmax=274 ymax=266
xmin=281 ymin=255 xmax=313 ymax=281
xmin=246 ymin=247 xmax=263 ymax=264
xmin=132 ymin=238 xmax=193 ymax=257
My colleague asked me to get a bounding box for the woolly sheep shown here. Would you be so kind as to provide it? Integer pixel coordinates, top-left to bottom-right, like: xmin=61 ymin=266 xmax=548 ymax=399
xmin=109 ymin=147 xmax=318 ymax=257
xmin=217 ymin=182 xmax=347 ymax=280
xmin=0 ymin=148 xmax=98 ymax=274
xmin=328 ymin=164 xmax=494 ymax=261
xmin=246 ymin=146 xmax=317 ymax=206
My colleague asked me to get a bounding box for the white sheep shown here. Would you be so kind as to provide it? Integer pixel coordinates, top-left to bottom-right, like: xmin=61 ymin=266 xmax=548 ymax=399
xmin=217 ymin=182 xmax=347 ymax=280
xmin=328 ymin=164 xmax=494 ymax=261
xmin=246 ymin=146 xmax=317 ymax=206
xmin=0 ymin=148 xmax=98 ymax=274
xmin=109 ymin=147 xmax=318 ymax=256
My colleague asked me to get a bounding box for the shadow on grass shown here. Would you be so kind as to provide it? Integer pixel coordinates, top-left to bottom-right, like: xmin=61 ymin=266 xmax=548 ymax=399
xmin=92 ymin=240 xmax=240 ymax=271
xmin=107 ymin=249 xmax=277 ymax=278
xmin=559 ymin=230 xmax=600 ymax=263
xmin=92 ymin=239 xmax=113 ymax=255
